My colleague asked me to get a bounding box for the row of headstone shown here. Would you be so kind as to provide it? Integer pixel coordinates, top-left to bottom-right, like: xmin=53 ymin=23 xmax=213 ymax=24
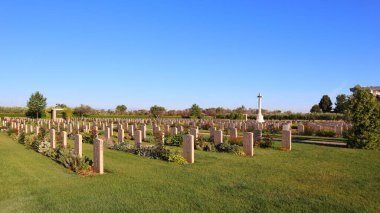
xmin=49 ymin=128 xmax=103 ymax=174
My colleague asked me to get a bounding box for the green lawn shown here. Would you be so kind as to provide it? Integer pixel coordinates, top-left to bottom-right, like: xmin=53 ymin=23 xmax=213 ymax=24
xmin=0 ymin=133 xmax=379 ymax=212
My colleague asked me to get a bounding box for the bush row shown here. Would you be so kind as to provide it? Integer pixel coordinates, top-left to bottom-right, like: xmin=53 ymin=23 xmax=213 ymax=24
xmin=110 ymin=142 xmax=187 ymax=165
xmin=216 ymin=113 xmax=345 ymax=120
xmin=13 ymin=128 xmax=93 ymax=175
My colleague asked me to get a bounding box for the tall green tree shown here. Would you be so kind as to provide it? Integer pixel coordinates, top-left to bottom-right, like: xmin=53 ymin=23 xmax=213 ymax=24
xmin=215 ymin=107 xmax=226 ymax=116
xmin=56 ymin=103 xmax=67 ymax=108
xmin=73 ymin=104 xmax=94 ymax=117
xmin=310 ymin=104 xmax=321 ymax=113
xmin=115 ymin=105 xmax=127 ymax=114
xmin=150 ymin=105 xmax=166 ymax=118
xmin=334 ymin=94 xmax=348 ymax=113
xmin=346 ymin=86 xmax=380 ymax=149
xmin=189 ymin=104 xmax=202 ymax=118
xmin=234 ymin=105 xmax=246 ymax=114
xmin=26 ymin=91 xmax=47 ymax=118
xmin=62 ymin=107 xmax=73 ymax=120
xmin=319 ymin=95 xmax=333 ymax=113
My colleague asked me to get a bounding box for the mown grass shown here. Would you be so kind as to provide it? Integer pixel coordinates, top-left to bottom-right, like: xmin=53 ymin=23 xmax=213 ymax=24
xmin=0 ymin=133 xmax=379 ymax=212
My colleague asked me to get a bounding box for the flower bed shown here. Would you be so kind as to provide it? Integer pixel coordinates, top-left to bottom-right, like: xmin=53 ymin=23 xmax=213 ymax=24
xmin=12 ymin=127 xmax=95 ymax=176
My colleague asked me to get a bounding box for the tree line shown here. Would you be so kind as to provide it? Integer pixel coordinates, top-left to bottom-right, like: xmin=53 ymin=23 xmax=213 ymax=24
xmin=310 ymin=94 xmax=349 ymax=113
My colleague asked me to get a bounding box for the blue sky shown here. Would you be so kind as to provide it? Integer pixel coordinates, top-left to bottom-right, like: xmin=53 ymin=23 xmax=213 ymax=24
xmin=0 ymin=0 xmax=379 ymax=112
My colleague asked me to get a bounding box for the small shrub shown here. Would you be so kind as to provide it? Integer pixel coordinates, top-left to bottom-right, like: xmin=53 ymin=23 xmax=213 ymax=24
xmin=316 ymin=130 xmax=336 ymax=137
xmin=144 ymin=136 xmax=156 ymax=143
xmin=168 ymin=153 xmax=187 ymax=165
xmin=24 ymin=134 xmax=37 ymax=148
xmin=165 ymin=135 xmax=183 ymax=146
xmin=55 ymin=148 xmax=92 ymax=172
xmin=7 ymin=128 xmax=17 ymax=136
xmin=82 ymin=131 xmax=98 ymax=144
xmin=198 ymin=135 xmax=212 ymax=143
xmin=110 ymin=143 xmax=185 ymax=164
xmin=37 ymin=127 xmax=49 ymax=140
xmin=195 ymin=141 xmax=215 ymax=152
xmin=215 ymin=142 xmax=241 ymax=155
xmin=18 ymin=132 xmax=26 ymax=144
xmin=259 ymin=133 xmax=273 ymax=148
xmin=112 ymin=142 xmax=133 ymax=152
xmin=131 ymin=146 xmax=170 ymax=160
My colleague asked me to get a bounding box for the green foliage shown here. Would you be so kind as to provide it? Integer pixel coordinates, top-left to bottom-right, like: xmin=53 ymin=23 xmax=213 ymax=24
xmin=0 ymin=106 xmax=27 ymax=114
xmin=26 ymin=91 xmax=47 ymax=118
xmin=195 ymin=141 xmax=215 ymax=152
xmin=18 ymin=132 xmax=26 ymax=144
xmin=7 ymin=128 xmax=17 ymax=136
xmin=55 ymin=103 xmax=67 ymax=108
xmin=167 ymin=152 xmax=187 ymax=165
xmin=112 ymin=142 xmax=134 ymax=151
xmin=195 ymin=135 xmax=214 ymax=151
xmin=132 ymin=146 xmax=171 ymax=160
xmin=62 ymin=107 xmax=73 ymax=119
xmin=220 ymin=112 xmax=344 ymax=120
xmin=144 ymin=136 xmax=156 ymax=143
xmin=189 ymin=104 xmax=203 ymax=119
xmin=73 ymin=104 xmax=94 ymax=117
xmin=149 ymin=105 xmax=166 ymax=118
xmin=310 ymin=104 xmax=321 ymax=113
xmin=228 ymin=112 xmax=244 ymax=120
xmin=258 ymin=128 xmax=274 ymax=148
xmin=346 ymin=85 xmax=380 ymax=149
xmin=55 ymin=148 xmax=92 ymax=172
xmin=0 ymin=113 xmax=26 ymax=117
xmin=215 ymin=142 xmax=241 ymax=155
xmin=15 ymin=131 xmax=92 ymax=173
xmin=319 ymin=95 xmax=333 ymax=113
xmin=111 ymin=142 xmax=186 ymax=164
xmin=316 ymin=130 xmax=336 ymax=137
xmin=334 ymin=94 xmax=348 ymax=113
xmin=82 ymin=132 xmax=97 ymax=144
xmin=115 ymin=105 xmax=127 ymax=114
xmin=37 ymin=126 xmax=49 ymax=140
xmin=165 ymin=135 xmax=183 ymax=146
xmin=23 ymin=134 xmax=37 ymax=148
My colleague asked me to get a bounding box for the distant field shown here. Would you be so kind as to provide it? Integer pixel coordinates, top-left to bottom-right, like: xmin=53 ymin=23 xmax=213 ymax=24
xmin=0 ymin=113 xmax=25 ymax=117
xmin=0 ymin=133 xmax=379 ymax=212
